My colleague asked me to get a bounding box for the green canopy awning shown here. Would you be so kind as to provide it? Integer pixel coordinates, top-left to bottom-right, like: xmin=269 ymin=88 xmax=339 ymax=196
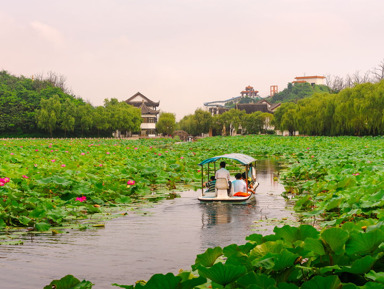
xmin=198 ymin=153 xmax=256 ymax=166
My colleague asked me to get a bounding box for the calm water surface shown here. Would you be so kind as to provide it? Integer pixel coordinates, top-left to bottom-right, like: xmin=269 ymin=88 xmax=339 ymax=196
xmin=0 ymin=160 xmax=296 ymax=289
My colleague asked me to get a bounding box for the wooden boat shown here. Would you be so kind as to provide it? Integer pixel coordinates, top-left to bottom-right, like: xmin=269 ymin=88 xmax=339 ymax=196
xmin=198 ymin=153 xmax=259 ymax=203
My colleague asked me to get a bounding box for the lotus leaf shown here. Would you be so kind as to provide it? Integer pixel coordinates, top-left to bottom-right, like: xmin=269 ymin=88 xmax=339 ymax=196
xmin=197 ymin=262 xmax=247 ymax=286
xmin=300 ymin=275 xmax=342 ymax=289
xmin=236 ymin=272 xmax=276 ymax=288
xmin=43 ymin=275 xmax=93 ymax=289
xmin=321 ymin=228 xmax=349 ymax=255
xmin=192 ymin=247 xmax=223 ymax=270
xmin=346 ymin=230 xmax=384 ymax=255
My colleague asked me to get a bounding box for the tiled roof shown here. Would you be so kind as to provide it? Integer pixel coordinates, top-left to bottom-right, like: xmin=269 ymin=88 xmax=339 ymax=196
xmin=125 ymin=92 xmax=160 ymax=107
xmin=236 ymin=103 xmax=271 ymax=114
xmin=140 ymin=102 xmax=159 ymax=115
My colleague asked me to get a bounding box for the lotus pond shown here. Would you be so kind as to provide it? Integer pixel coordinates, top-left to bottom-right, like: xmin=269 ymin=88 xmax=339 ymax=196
xmin=2 ymin=135 xmax=384 ymax=288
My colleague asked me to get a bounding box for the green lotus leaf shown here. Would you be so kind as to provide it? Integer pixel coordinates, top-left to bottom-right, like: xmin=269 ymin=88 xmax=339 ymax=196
xmin=43 ymin=275 xmax=93 ymax=289
xmin=135 ymin=273 xmax=181 ymax=289
xmin=35 ymin=222 xmax=51 ymax=232
xmin=365 ymin=270 xmax=384 ymax=283
xmin=192 ymin=246 xmax=223 ymax=270
xmin=111 ymin=283 xmax=134 ymax=288
xmin=236 ymin=272 xmax=276 ymax=288
xmin=321 ymin=227 xmax=349 ymax=255
xmin=197 ymin=262 xmax=247 ymax=286
xmin=360 ymin=281 xmax=384 ymax=289
xmin=179 ymin=276 xmax=207 ymax=289
xmin=339 ymin=255 xmax=376 ymax=274
xmin=274 ymin=225 xmax=319 ymax=244
xmin=223 ymin=244 xmax=247 ymax=258
xmin=250 ymin=241 xmax=285 ymax=259
xmin=300 ymin=275 xmax=342 ymax=289
xmin=346 ymin=230 xmax=384 ymax=255
xmin=341 ymin=284 xmax=359 ymax=289
xmin=246 ymin=233 xmax=264 ymax=244
xmin=277 ymin=283 xmax=299 ymax=289
xmin=18 ymin=215 xmax=32 ymax=226
xmin=303 ymin=237 xmax=325 ymax=256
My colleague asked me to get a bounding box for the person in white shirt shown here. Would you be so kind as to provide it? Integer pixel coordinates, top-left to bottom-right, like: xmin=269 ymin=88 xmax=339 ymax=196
xmin=215 ymin=161 xmax=231 ymax=192
xmin=215 ymin=161 xmax=230 ymax=181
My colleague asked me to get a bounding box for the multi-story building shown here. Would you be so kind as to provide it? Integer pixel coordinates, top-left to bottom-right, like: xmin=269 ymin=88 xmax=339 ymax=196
xmin=125 ymin=92 xmax=159 ymax=136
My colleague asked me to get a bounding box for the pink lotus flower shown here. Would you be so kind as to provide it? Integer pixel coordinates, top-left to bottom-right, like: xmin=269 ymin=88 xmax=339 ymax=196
xmin=311 ymin=155 xmax=314 ymax=158
xmin=22 ymin=175 xmax=29 ymax=179
xmin=106 ymin=152 xmax=110 ymax=154
xmin=81 ymin=152 xmax=85 ymax=155
xmin=76 ymin=196 xmax=87 ymax=202
xmin=353 ymin=173 xmax=360 ymax=176
xmin=34 ymin=164 xmax=38 ymax=167
xmin=10 ymin=153 xmax=14 ymax=155
xmin=180 ymin=156 xmax=184 ymax=159
xmin=99 ymin=164 xmax=103 ymax=167
xmin=2 ymin=178 xmax=10 ymax=183
xmin=35 ymin=149 xmax=39 ymax=152
xmin=51 ymin=159 xmax=56 ymax=162
xmin=134 ymin=147 xmax=138 ymax=150
xmin=61 ymin=164 xmax=66 ymax=167
xmin=127 ymin=180 xmax=135 ymax=185
xmin=158 ymin=153 xmax=162 ymax=156
xmin=165 ymin=151 xmax=168 ymax=153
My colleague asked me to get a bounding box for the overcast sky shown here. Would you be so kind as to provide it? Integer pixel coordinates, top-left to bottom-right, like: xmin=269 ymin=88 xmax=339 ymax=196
xmin=1 ymin=0 xmax=383 ymax=120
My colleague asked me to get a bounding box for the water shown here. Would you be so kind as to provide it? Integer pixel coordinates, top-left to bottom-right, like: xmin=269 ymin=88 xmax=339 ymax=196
xmin=0 ymin=160 xmax=296 ymax=288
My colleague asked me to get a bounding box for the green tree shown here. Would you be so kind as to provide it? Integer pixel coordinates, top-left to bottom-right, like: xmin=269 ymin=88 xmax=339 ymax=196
xmin=104 ymin=99 xmax=141 ymax=135
xmin=76 ymin=103 xmax=94 ymax=136
xmin=36 ymin=95 xmax=61 ymax=137
xmin=60 ymin=99 xmax=76 ymax=137
xmin=93 ymin=106 xmax=111 ymax=136
xmin=156 ymin=112 xmax=176 ymax=135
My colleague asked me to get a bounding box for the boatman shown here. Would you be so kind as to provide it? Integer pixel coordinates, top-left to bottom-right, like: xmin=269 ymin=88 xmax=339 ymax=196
xmin=215 ymin=161 xmax=231 ymax=192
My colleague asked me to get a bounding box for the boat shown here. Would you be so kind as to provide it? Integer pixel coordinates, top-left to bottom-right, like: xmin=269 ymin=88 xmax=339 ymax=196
xmin=197 ymin=153 xmax=259 ymax=203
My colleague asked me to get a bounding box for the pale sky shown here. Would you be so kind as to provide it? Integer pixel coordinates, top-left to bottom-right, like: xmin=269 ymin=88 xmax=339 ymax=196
xmin=1 ymin=0 xmax=383 ymax=120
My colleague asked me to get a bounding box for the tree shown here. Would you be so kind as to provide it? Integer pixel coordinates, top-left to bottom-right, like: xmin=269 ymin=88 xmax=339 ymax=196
xmin=60 ymin=99 xmax=76 ymax=137
xmin=104 ymin=99 xmax=141 ymax=135
xmin=194 ymin=109 xmax=212 ymax=135
xmin=36 ymin=95 xmax=61 ymax=137
xmin=93 ymin=106 xmax=111 ymax=136
xmin=76 ymin=103 xmax=94 ymax=136
xmin=156 ymin=112 xmax=176 ymax=135
xmin=243 ymin=111 xmax=264 ymax=134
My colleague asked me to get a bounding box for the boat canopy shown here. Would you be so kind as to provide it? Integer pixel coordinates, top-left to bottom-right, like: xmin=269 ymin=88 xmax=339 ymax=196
xmin=198 ymin=153 xmax=256 ymax=166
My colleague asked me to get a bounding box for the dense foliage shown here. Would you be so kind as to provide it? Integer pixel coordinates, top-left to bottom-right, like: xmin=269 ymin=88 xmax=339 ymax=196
xmin=178 ymin=109 xmax=273 ymax=136
xmin=156 ymin=112 xmax=176 ymax=136
xmin=0 ymin=71 xmax=141 ymax=137
xmin=3 ymin=135 xmax=384 ymax=287
xmin=273 ymin=80 xmax=384 ymax=136
xmin=267 ymin=82 xmax=331 ymax=104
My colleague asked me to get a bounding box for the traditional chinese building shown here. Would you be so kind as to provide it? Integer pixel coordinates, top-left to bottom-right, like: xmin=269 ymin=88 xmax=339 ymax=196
xmin=240 ymin=85 xmax=259 ymax=98
xmin=125 ymin=92 xmax=160 ymax=136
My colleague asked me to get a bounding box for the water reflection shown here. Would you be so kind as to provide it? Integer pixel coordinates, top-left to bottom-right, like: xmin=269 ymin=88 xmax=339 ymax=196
xmin=0 ymin=159 xmax=295 ymax=289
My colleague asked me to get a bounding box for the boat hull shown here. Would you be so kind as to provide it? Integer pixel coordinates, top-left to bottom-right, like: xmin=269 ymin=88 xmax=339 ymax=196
xmin=198 ymin=182 xmax=259 ymax=204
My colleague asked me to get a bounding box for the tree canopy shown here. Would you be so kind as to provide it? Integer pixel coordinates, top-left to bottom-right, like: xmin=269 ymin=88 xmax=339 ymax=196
xmin=0 ymin=70 xmax=141 ymax=137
